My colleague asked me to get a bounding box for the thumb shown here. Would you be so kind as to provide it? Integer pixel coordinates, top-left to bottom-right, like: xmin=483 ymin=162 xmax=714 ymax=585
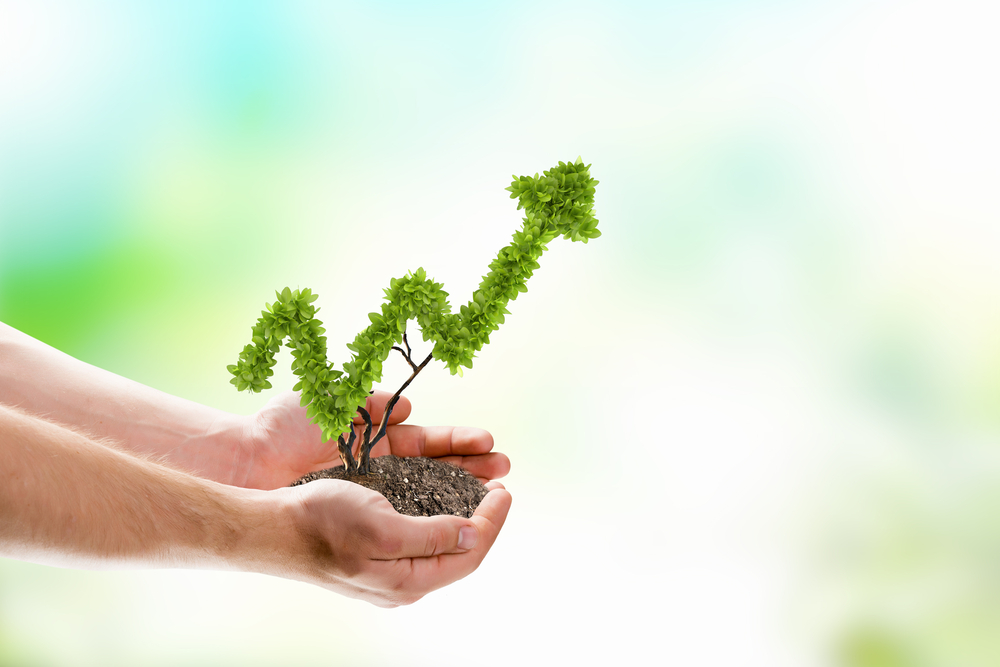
xmin=375 ymin=514 xmax=479 ymax=560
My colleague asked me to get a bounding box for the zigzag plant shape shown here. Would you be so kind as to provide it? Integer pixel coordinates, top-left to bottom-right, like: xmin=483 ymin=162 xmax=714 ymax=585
xmin=229 ymin=157 xmax=600 ymax=446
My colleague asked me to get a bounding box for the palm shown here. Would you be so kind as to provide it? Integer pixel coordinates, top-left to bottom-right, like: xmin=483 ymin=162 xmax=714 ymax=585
xmin=245 ymin=390 xmax=509 ymax=491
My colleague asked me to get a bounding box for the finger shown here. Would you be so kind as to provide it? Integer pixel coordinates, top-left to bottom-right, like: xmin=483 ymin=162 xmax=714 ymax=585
xmin=354 ymin=391 xmax=412 ymax=426
xmin=484 ymin=480 xmax=506 ymax=491
xmin=379 ymin=425 xmax=494 ymax=458
xmin=373 ymin=488 xmax=512 ymax=599
xmin=420 ymin=452 xmax=509 ymax=481
xmin=371 ymin=513 xmax=481 ymax=561
xmin=369 ymin=424 xmax=508 ymax=479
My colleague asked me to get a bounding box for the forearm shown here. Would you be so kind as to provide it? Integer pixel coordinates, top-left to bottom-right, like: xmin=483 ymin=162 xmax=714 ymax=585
xmin=0 ymin=403 xmax=511 ymax=606
xmin=0 ymin=403 xmax=284 ymax=572
xmin=0 ymin=322 xmax=252 ymax=485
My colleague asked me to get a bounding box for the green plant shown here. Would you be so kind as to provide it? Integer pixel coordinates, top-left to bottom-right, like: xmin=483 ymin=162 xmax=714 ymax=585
xmin=229 ymin=158 xmax=600 ymax=474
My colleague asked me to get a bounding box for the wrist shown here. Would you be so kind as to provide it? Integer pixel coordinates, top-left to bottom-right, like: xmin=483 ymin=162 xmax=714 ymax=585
xmin=189 ymin=412 xmax=262 ymax=488
xmin=216 ymin=485 xmax=308 ymax=579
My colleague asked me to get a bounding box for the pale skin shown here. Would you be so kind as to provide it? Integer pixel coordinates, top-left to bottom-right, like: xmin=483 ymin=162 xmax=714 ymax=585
xmin=0 ymin=321 xmax=512 ymax=606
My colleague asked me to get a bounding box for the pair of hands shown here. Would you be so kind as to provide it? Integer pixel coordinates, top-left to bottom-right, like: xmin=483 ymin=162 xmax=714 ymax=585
xmin=241 ymin=390 xmax=512 ymax=607
xmin=0 ymin=321 xmax=510 ymax=605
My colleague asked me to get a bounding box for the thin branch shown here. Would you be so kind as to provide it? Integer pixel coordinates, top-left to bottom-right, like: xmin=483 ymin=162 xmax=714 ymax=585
xmin=399 ymin=352 xmax=433 ymax=396
xmin=368 ymin=395 xmax=400 ymax=458
xmin=337 ymin=430 xmax=357 ymax=471
xmin=357 ymin=407 xmax=374 ymax=444
xmin=391 ymin=329 xmax=420 ymax=372
xmin=354 ymin=322 xmax=436 ymax=474
xmin=403 ymin=331 xmax=413 ymax=360
xmin=356 ymin=406 xmax=373 ymax=472
xmin=392 ymin=346 xmax=419 ymax=372
xmin=365 ymin=353 xmax=433 ymax=462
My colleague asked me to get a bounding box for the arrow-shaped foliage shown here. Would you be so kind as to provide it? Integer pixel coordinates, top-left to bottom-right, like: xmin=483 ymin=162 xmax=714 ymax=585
xmin=229 ymin=158 xmax=600 ymax=443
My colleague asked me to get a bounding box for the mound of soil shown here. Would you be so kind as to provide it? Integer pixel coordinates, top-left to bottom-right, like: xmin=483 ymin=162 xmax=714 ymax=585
xmin=291 ymin=455 xmax=488 ymax=518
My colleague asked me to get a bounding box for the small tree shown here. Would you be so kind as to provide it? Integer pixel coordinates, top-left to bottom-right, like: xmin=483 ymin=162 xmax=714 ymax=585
xmin=228 ymin=158 xmax=600 ymax=474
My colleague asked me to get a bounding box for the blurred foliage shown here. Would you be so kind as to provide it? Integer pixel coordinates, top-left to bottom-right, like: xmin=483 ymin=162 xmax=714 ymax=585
xmin=0 ymin=240 xmax=173 ymax=356
xmin=840 ymin=627 xmax=915 ymax=667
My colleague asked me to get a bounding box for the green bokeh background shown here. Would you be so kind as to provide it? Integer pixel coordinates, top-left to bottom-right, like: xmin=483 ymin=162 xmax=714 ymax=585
xmin=3 ymin=1 xmax=1000 ymax=665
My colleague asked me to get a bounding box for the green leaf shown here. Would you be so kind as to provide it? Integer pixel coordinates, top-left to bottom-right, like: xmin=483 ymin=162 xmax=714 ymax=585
xmin=228 ymin=158 xmax=599 ymax=441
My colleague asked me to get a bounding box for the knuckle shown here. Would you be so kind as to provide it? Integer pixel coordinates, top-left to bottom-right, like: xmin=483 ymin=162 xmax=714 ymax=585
xmin=369 ymin=527 xmax=402 ymax=558
xmin=423 ymin=527 xmax=443 ymax=557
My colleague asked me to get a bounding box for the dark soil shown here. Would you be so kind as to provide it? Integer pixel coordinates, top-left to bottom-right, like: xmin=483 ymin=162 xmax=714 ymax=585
xmin=291 ymin=456 xmax=488 ymax=517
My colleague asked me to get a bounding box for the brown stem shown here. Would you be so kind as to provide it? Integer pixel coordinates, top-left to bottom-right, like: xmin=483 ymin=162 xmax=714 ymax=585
xmin=337 ymin=430 xmax=357 ymax=471
xmin=392 ymin=346 xmax=419 ymax=372
xmin=391 ymin=331 xmax=420 ymax=372
xmin=355 ymin=407 xmax=374 ymax=473
xmin=360 ymin=352 xmax=433 ymax=473
xmin=403 ymin=331 xmax=414 ymax=360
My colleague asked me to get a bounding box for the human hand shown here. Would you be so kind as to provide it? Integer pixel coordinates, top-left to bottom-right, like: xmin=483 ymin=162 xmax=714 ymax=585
xmin=0 ymin=400 xmax=510 ymax=605
xmin=238 ymin=390 xmax=510 ymax=491
xmin=261 ymin=474 xmax=511 ymax=606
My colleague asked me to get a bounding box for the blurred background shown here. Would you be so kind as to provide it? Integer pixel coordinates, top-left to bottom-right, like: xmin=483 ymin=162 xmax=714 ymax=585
xmin=2 ymin=0 xmax=999 ymax=664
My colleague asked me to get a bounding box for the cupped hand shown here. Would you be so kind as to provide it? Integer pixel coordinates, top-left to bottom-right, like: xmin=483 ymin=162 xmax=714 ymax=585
xmin=240 ymin=390 xmax=510 ymax=490
xmin=275 ymin=476 xmax=512 ymax=606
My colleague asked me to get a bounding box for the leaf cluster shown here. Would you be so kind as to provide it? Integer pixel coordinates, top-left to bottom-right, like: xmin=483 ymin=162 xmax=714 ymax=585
xmin=228 ymin=158 xmax=600 ymax=442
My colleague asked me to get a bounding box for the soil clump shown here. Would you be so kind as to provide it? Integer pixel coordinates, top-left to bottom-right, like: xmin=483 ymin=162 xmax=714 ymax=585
xmin=292 ymin=455 xmax=488 ymax=518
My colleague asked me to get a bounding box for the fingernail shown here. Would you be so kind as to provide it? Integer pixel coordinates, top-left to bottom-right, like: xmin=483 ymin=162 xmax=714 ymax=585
xmin=458 ymin=526 xmax=478 ymax=550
